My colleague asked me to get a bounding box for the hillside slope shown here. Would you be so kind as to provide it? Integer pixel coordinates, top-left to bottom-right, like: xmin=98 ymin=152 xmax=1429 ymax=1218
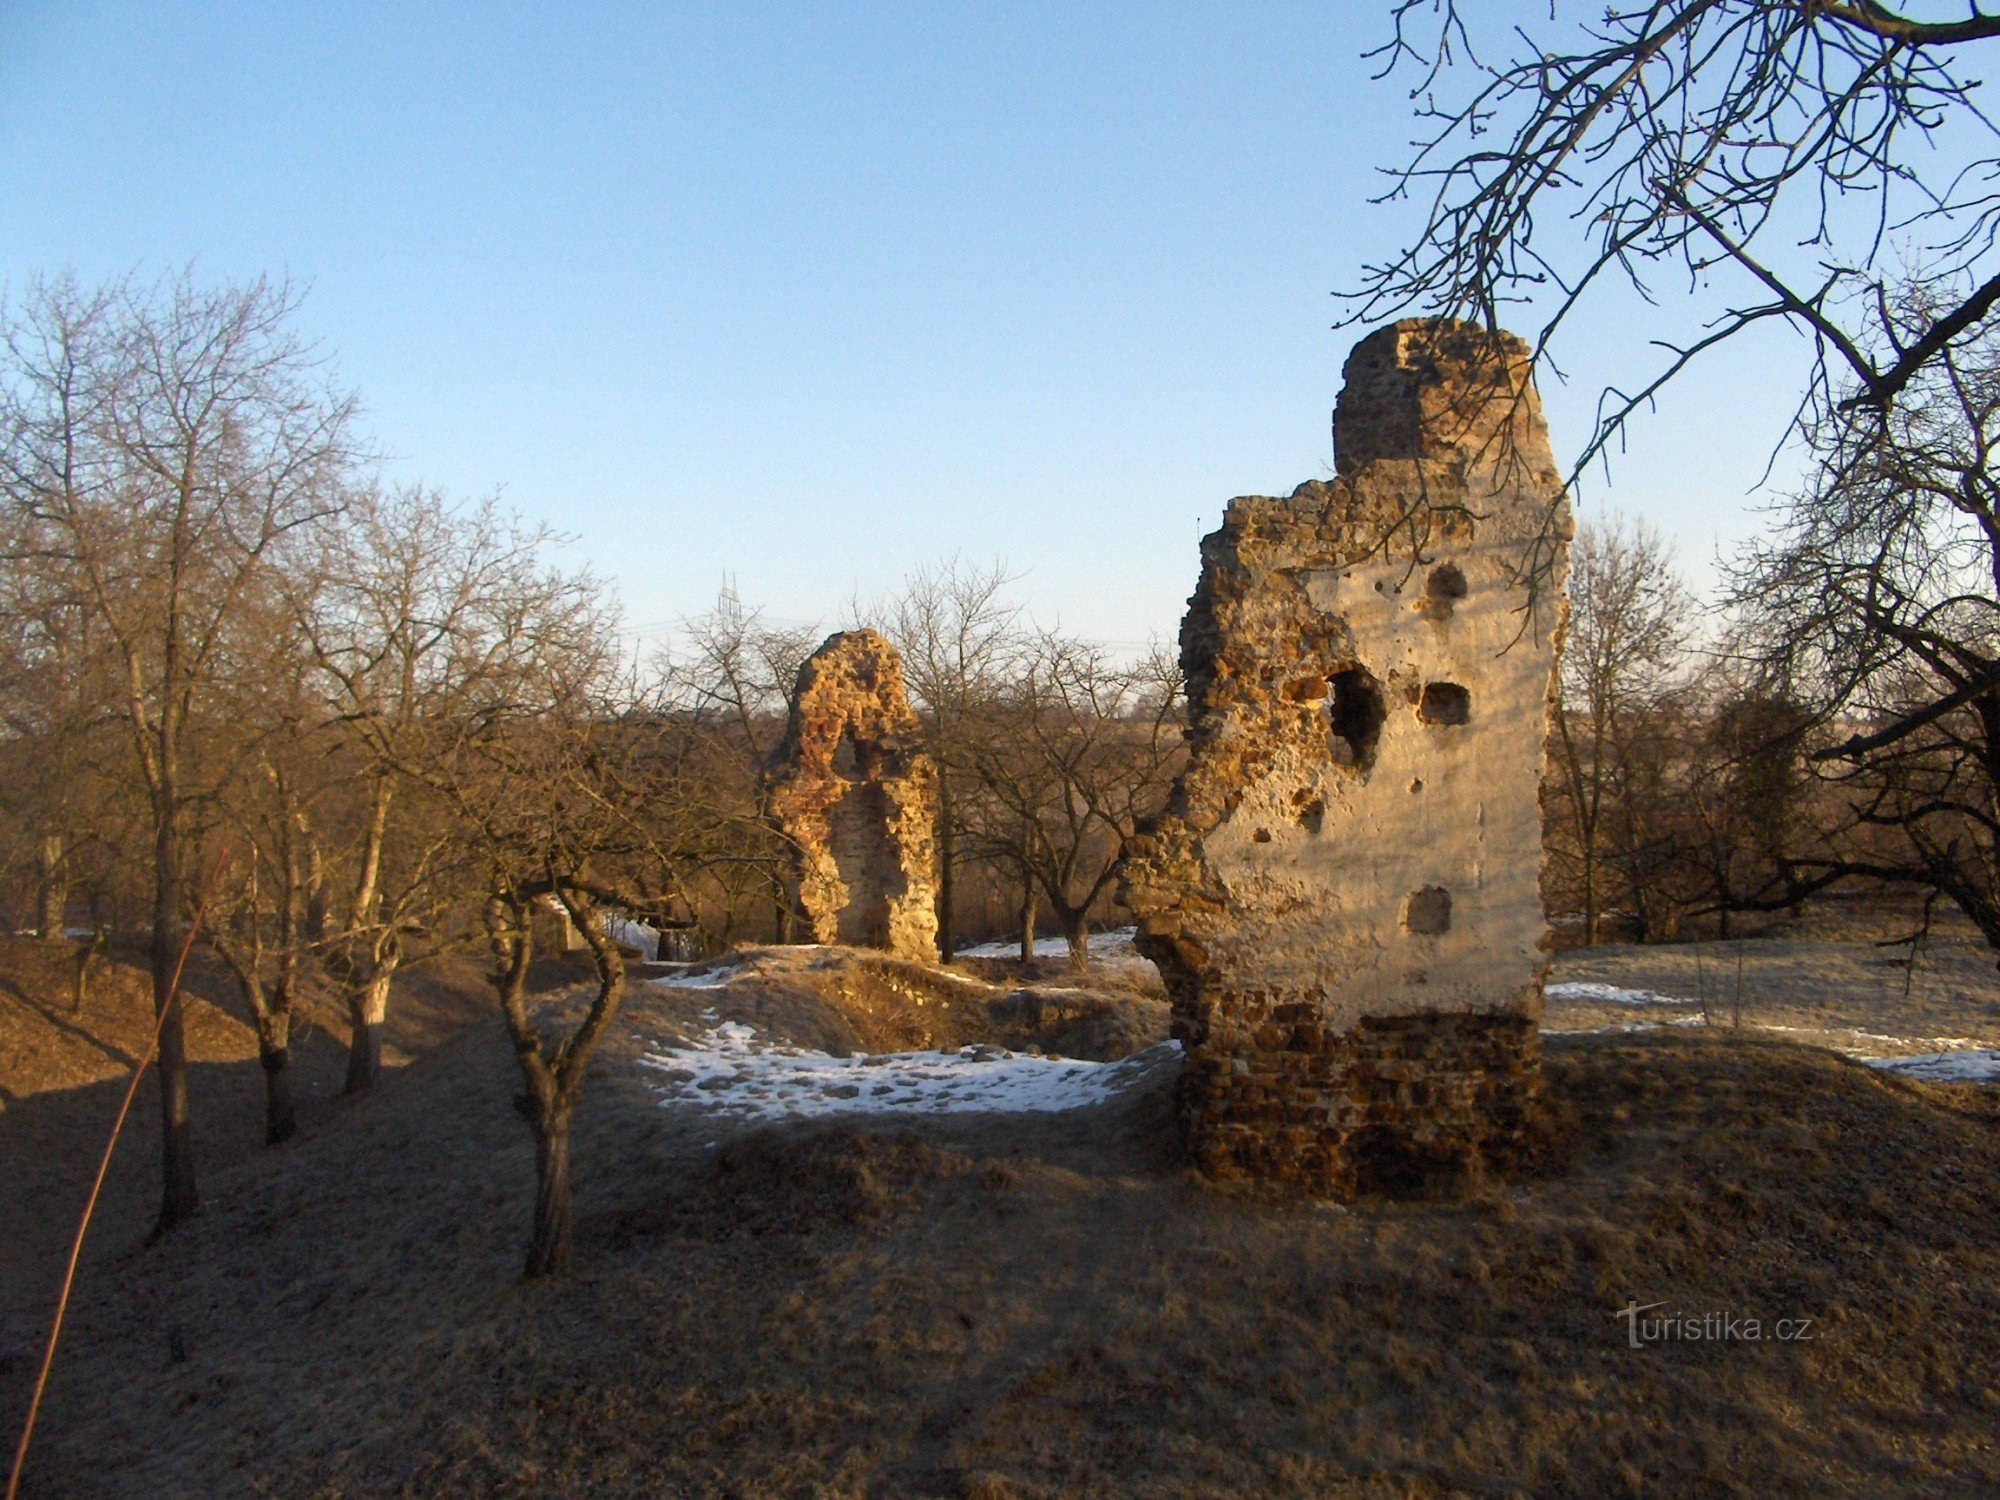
xmin=6 ymin=946 xmax=2000 ymax=1497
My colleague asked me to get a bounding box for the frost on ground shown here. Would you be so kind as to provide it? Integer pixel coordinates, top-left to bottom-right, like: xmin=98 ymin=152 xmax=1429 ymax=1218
xmin=639 ymin=1018 xmax=1180 ymax=1122
xmin=1544 ymin=981 xmax=1696 ymax=1007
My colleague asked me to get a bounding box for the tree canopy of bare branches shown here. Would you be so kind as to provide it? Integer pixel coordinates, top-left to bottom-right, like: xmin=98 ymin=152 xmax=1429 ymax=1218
xmin=0 ymin=269 xmax=364 ymax=1231
xmin=1351 ymin=3 xmax=2000 ymax=478
xmin=1739 ymin=293 xmax=2000 ymax=951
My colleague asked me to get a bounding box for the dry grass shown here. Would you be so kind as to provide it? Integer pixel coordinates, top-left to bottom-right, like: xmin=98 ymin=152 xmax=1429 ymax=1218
xmin=644 ymin=944 xmax=1172 ymax=1062
xmin=1547 ymin=892 xmax=2000 ymax=1056
xmin=0 ymin=935 xmax=557 ymax=1376
xmin=5 ymin=922 xmax=2000 ymax=1496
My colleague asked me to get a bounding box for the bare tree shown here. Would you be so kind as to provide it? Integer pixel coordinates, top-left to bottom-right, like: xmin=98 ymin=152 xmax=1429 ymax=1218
xmin=863 ymin=558 xmax=1022 ymax=958
xmin=1739 ymin=297 xmax=2000 ymax=953
xmin=667 ymin=587 xmax=816 ymax=943
xmin=429 ymin=572 xmax=687 ymax=1277
xmin=1675 ymin=670 xmax=1815 ymax=935
xmin=1352 ymin=4 xmax=2000 ymax=480
xmin=301 ymin=485 xmax=614 ymax=1090
xmin=1550 ymin=515 xmax=1697 ymax=942
xmin=0 ymin=270 xmax=361 ymax=1232
xmin=208 ymin=777 xmax=316 ymax=1145
xmin=966 ymin=634 xmax=1184 ymax=969
xmin=0 ymin=572 xmax=111 ymax=942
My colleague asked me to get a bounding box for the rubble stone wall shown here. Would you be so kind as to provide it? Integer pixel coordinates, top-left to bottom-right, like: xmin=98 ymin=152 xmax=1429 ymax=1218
xmin=766 ymin=630 xmax=941 ymax=963
xmin=1119 ymin=318 xmax=1570 ymax=1194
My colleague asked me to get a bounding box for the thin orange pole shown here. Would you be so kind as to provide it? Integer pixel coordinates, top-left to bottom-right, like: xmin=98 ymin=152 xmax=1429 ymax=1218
xmin=5 ymin=845 xmax=230 ymax=1500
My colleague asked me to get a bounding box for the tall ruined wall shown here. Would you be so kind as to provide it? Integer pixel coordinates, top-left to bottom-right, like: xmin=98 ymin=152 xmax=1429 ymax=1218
xmin=766 ymin=630 xmax=941 ymax=963
xmin=1118 ymin=318 xmax=1570 ymax=1195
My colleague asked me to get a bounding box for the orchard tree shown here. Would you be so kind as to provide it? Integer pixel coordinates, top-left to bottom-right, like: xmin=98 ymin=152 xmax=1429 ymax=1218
xmin=966 ymin=633 xmax=1184 ymax=970
xmin=298 ymin=486 xmax=574 ymax=1091
xmin=437 ymin=576 xmax=695 ymax=1278
xmin=0 ymin=270 xmax=361 ymax=1232
xmin=864 ymin=558 xmax=1022 ymax=959
xmin=669 ymin=586 xmax=816 ymax=942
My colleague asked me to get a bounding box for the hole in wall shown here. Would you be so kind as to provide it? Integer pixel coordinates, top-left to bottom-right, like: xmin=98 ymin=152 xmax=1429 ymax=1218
xmin=1294 ymin=796 xmax=1324 ymax=832
xmin=1418 ymin=682 xmax=1471 ymax=726
xmin=1404 ymin=887 xmax=1452 ymax=934
xmin=1423 ymin=564 xmax=1468 ymax=620
xmin=1326 ymin=667 xmax=1386 ymax=770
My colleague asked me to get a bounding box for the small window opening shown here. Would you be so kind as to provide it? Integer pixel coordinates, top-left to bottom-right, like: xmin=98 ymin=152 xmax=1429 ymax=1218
xmin=1418 ymin=682 xmax=1471 ymax=726
xmin=1327 ymin=667 xmax=1386 ymax=770
xmin=1404 ymin=887 xmax=1452 ymax=934
xmin=1423 ymin=564 xmax=1468 ymax=621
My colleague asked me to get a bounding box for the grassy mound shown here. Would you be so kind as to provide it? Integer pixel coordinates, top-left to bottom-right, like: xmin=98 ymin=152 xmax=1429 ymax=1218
xmin=8 ymin=984 xmax=2000 ymax=1496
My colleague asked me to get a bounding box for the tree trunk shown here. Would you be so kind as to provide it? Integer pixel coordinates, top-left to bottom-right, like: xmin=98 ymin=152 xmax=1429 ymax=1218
xmin=70 ymin=929 xmax=101 ymax=1016
xmin=525 ymin=1111 xmax=573 ymax=1279
xmin=936 ymin=769 xmax=956 ymax=961
xmin=1018 ymin=874 xmax=1038 ymax=963
xmin=150 ymin=813 xmax=198 ymax=1236
xmin=36 ymin=830 xmax=67 ymax=942
xmin=259 ymin=1014 xmax=298 ymax=1145
xmin=343 ymin=969 xmax=394 ymax=1094
xmin=1058 ymin=906 xmax=1089 ymax=972
xmin=302 ymin=833 xmax=328 ymax=945
xmin=773 ymin=867 xmax=794 ymax=944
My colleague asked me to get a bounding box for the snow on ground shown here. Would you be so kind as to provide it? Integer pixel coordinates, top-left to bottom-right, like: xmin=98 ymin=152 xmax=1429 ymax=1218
xmin=639 ymin=1020 xmax=1180 ymax=1122
xmin=1864 ymin=1049 xmax=2000 ymax=1083
xmin=604 ymin=914 xmax=662 ymax=961
xmin=650 ymin=964 xmax=739 ymax=991
xmin=956 ymin=925 xmax=1144 ymax=961
xmin=1544 ymin=981 xmax=1698 ymax=1007
xmin=1758 ymin=1023 xmax=1986 ymax=1053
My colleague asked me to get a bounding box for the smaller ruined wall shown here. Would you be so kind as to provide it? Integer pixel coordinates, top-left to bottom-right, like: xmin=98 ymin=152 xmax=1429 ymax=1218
xmin=1119 ymin=318 xmax=1570 ymax=1196
xmin=766 ymin=630 xmax=941 ymax=963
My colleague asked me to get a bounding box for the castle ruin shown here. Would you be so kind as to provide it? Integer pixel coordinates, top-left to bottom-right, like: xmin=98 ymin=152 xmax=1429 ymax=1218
xmin=766 ymin=629 xmax=941 ymax=963
xmin=1118 ymin=318 xmax=1571 ymax=1195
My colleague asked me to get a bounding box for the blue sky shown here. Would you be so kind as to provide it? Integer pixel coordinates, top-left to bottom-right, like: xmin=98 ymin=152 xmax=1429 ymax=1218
xmin=1 ymin=2 xmax=1808 ymax=652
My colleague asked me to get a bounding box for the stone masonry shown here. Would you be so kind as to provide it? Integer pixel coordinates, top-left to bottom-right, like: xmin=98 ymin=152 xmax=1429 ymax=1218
xmin=1118 ymin=318 xmax=1571 ymax=1195
xmin=766 ymin=630 xmax=941 ymax=963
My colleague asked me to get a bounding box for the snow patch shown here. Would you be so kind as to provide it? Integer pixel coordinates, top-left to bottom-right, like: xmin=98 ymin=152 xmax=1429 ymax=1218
xmin=956 ymin=924 xmax=1144 ymax=961
xmin=649 ymin=961 xmax=742 ymax=991
xmin=639 ymin=1024 xmax=1180 ymax=1121
xmin=1862 ymin=1049 xmax=2000 ymax=1083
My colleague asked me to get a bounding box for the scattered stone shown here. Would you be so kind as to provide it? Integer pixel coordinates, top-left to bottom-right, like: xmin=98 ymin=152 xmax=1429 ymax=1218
xmin=1118 ymin=317 xmax=1571 ymax=1197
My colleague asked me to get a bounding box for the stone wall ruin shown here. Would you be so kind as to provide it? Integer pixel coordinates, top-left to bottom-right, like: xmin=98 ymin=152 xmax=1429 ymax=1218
xmin=1118 ymin=318 xmax=1571 ymax=1196
xmin=766 ymin=629 xmax=941 ymax=963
